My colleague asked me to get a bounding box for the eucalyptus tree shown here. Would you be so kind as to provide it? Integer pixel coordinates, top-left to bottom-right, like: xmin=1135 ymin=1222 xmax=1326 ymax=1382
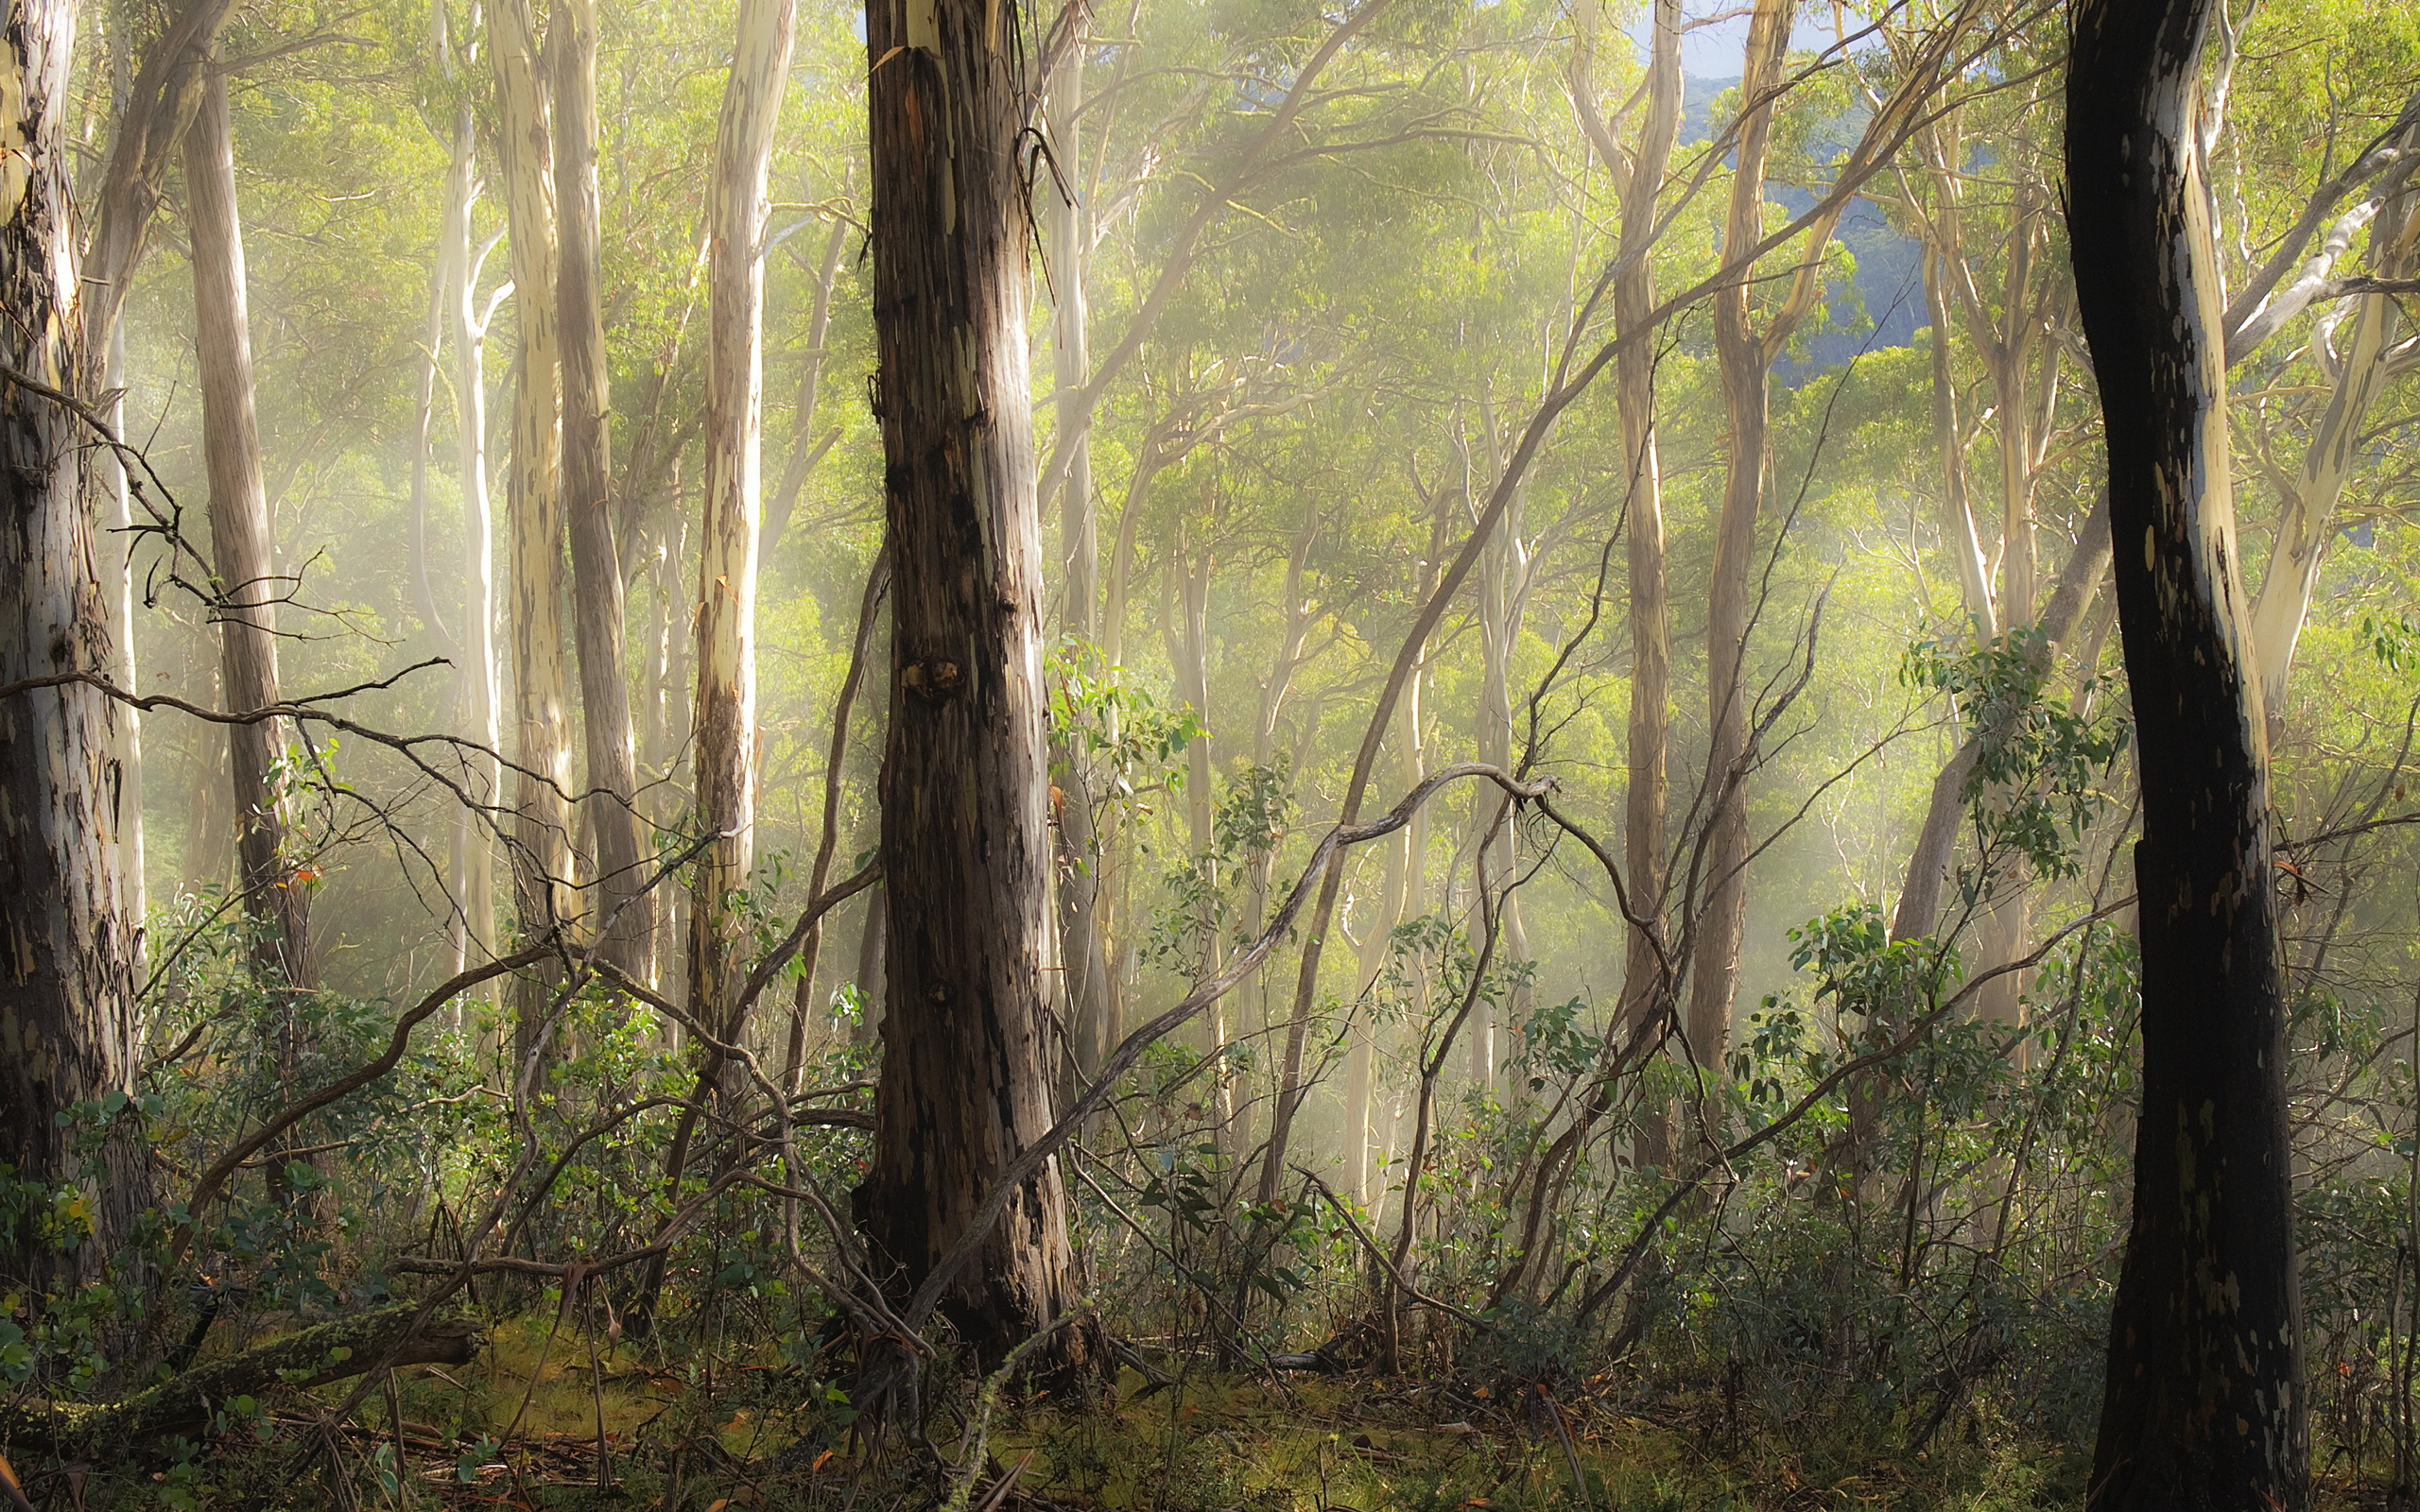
xmin=554 ymin=0 xmax=651 ymax=978
xmin=0 ymin=0 xmax=152 ymax=1292
xmin=2069 ymin=0 xmax=2308 ymax=1498
xmin=184 ymin=63 xmax=312 ymax=988
xmin=491 ymin=0 xmax=575 ymax=1054
xmin=859 ymin=0 xmax=1092 ymax=1369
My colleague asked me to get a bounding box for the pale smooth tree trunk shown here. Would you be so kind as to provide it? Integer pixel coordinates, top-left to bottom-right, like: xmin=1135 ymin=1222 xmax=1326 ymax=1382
xmin=104 ymin=293 xmax=145 ymax=944
xmin=492 ymin=0 xmax=574 ymax=1055
xmin=1463 ymin=460 xmax=1525 ymax=1092
xmin=406 ymin=0 xmax=462 ymax=662
xmin=1609 ymin=0 xmax=1680 ymax=1168
xmin=1048 ymin=35 xmax=1095 ymax=638
xmin=1347 ymin=672 xmax=1423 ymax=1205
xmin=2248 ymin=136 xmax=2415 ymax=714
xmin=187 ymin=67 xmax=310 ymax=988
xmin=862 ymin=0 xmax=1094 ymax=1373
xmin=445 ymin=94 xmax=503 ymax=997
xmin=1168 ymin=532 xmax=1236 ymax=1144
xmin=99 ymin=13 xmax=144 ymax=951
xmin=554 ymin=0 xmax=651 ymax=978
xmin=1236 ymin=521 xmax=1315 ymax=1057
xmin=1046 ymin=33 xmax=1113 ymax=1080
xmin=687 ymin=0 xmax=792 ymax=1039
xmin=0 ymin=0 xmax=152 ymax=1292
xmin=2069 ymin=0 xmax=2307 ymax=1497
xmin=1688 ymin=0 xmax=1797 ymax=1096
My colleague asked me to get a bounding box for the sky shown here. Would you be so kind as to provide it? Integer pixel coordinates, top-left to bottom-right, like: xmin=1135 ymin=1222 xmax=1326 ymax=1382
xmin=1628 ymin=1 xmax=1882 ymax=78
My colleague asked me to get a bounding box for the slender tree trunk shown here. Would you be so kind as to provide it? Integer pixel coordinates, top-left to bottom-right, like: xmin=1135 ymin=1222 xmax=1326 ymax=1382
xmin=2069 ymin=0 xmax=2308 ymax=1499
xmin=493 ymin=0 xmax=573 ymax=1061
xmin=1048 ymin=36 xmax=1095 ymax=640
xmin=446 ymin=95 xmax=502 ymax=997
xmin=554 ymin=0 xmax=651 ymax=978
xmin=1046 ymin=35 xmax=1111 ymax=1082
xmin=687 ymin=0 xmax=791 ymax=1049
xmin=782 ymin=544 xmax=888 ymax=1090
xmin=2248 ymin=142 xmax=2414 ymax=713
xmin=1612 ymin=0 xmax=1680 ymax=1169
xmin=1465 ymin=464 xmax=1524 ymax=1092
xmin=83 ymin=0 xmax=236 ymax=357
xmin=851 ymin=881 xmax=887 ymax=1045
xmin=1923 ymin=240 xmax=1997 ymax=640
xmin=1347 ymin=675 xmax=1423 ymax=1204
xmin=1890 ymin=494 xmax=2110 ymax=946
xmin=0 ymin=0 xmax=151 ymax=1292
xmin=862 ymin=0 xmax=1094 ymax=1373
xmin=1170 ymin=532 xmax=1236 ymax=1145
xmin=104 ymin=295 xmax=146 ymax=948
xmin=618 ymin=0 xmax=797 ymax=1340
xmin=759 ymin=206 xmax=849 ymax=555
xmin=187 ymin=67 xmax=310 ymax=988
xmin=1687 ymin=0 xmax=1796 ymax=1099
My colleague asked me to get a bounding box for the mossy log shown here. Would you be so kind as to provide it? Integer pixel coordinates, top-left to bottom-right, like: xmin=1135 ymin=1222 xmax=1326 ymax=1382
xmin=0 ymin=1304 xmax=481 ymax=1460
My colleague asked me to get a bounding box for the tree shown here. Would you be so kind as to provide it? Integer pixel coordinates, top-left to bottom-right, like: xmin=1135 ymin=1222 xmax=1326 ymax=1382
xmin=1691 ymin=0 xmax=1841 ymax=1096
xmin=186 ymin=63 xmax=311 ymax=988
xmin=0 ymin=0 xmax=151 ymax=1291
xmin=686 ymin=0 xmax=792 ymax=1039
xmin=492 ymin=0 xmax=575 ymax=1055
xmin=860 ymin=0 xmax=1094 ymax=1370
xmin=554 ymin=0 xmax=652 ymax=979
xmin=2067 ymin=0 xmax=2308 ymax=1501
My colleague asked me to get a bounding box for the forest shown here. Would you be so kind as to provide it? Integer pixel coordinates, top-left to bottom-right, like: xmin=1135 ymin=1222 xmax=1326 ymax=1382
xmin=0 ymin=0 xmax=2415 ymax=1503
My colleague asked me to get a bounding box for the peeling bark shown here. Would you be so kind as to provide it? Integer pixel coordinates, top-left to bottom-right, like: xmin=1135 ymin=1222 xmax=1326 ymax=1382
xmin=0 ymin=0 xmax=150 ymax=1294
xmin=863 ymin=0 xmax=1094 ymax=1373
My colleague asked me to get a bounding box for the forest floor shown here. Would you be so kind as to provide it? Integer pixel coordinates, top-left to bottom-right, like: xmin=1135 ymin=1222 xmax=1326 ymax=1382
xmin=179 ymin=1317 xmax=2394 ymax=1510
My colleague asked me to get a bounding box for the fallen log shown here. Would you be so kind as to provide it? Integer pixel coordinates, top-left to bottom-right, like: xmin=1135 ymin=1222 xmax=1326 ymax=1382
xmin=0 ymin=1304 xmax=482 ymax=1460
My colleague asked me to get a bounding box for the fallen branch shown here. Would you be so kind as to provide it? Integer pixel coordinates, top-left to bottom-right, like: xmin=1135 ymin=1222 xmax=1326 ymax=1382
xmin=0 ymin=1306 xmax=482 ymax=1459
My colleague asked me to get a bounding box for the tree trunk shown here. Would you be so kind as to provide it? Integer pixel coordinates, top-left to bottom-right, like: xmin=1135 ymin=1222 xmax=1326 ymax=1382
xmin=760 ymin=205 xmax=849 ymax=556
xmin=82 ymin=0 xmax=237 ymax=356
xmin=862 ymin=0 xmax=1093 ymax=1373
xmin=492 ymin=0 xmax=573 ymax=1061
xmin=2247 ymin=139 xmax=2414 ymax=714
xmin=1687 ymin=0 xmax=1796 ymax=1097
xmin=2068 ymin=0 xmax=2308 ymax=1500
xmin=1169 ymin=531 xmax=1236 ymax=1145
xmin=554 ymin=0 xmax=651 ymax=979
xmin=104 ymin=298 xmax=146 ymax=951
xmin=1464 ymin=456 xmax=1526 ymax=1092
xmin=1048 ymin=36 xmax=1095 ymax=640
xmin=0 ymin=0 xmax=151 ymax=1294
xmin=1611 ymin=0 xmax=1680 ymax=1169
xmin=446 ymin=94 xmax=502 ymax=998
xmin=1347 ymin=673 xmax=1424 ymax=1205
xmin=1046 ymin=34 xmax=1111 ymax=1083
xmin=187 ymin=67 xmax=310 ymax=988
xmin=687 ymin=0 xmax=791 ymax=1046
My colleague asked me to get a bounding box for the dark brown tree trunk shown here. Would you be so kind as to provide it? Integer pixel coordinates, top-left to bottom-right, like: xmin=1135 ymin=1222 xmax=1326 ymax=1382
xmin=553 ymin=0 xmax=651 ymax=979
xmin=2068 ymin=0 xmax=2308 ymax=1503
xmin=862 ymin=0 xmax=1094 ymax=1373
xmin=0 ymin=0 xmax=152 ymax=1293
xmin=187 ymin=67 xmax=311 ymax=988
